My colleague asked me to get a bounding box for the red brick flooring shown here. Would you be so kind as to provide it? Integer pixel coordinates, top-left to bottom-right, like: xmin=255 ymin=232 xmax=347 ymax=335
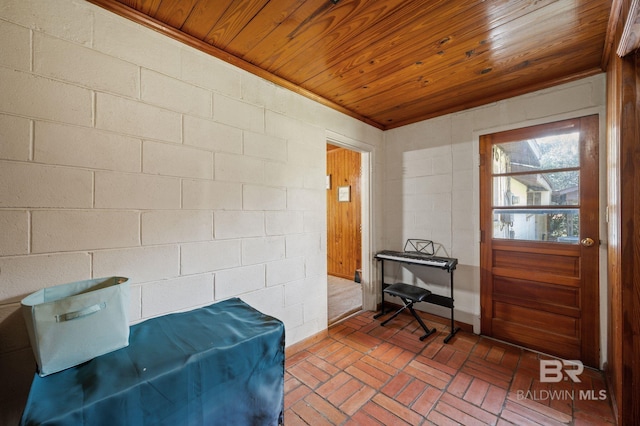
xmin=284 ymin=310 xmax=616 ymax=425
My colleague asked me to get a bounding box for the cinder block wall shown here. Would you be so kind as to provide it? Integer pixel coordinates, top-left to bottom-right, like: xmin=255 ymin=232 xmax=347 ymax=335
xmin=0 ymin=0 xmax=382 ymax=422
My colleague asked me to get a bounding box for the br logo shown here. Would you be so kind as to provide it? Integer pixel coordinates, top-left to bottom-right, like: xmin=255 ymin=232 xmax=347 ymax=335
xmin=539 ymin=360 xmax=584 ymax=383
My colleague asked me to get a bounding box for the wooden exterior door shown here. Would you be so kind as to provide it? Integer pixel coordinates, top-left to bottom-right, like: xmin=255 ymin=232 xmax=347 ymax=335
xmin=327 ymin=145 xmax=361 ymax=280
xmin=480 ymin=115 xmax=600 ymax=367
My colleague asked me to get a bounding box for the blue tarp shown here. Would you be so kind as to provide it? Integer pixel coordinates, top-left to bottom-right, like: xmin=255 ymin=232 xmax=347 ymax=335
xmin=21 ymin=298 xmax=285 ymax=426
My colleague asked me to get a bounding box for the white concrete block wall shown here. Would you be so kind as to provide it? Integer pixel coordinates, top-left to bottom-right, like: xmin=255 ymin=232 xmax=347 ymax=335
xmin=267 ymin=257 xmax=306 ymax=287
xmin=142 ymin=140 xmax=214 ymax=179
xmin=182 ymin=180 xmax=242 ymax=210
xmin=141 ymin=210 xmax=213 ymax=245
xmin=34 ymin=122 xmax=142 ymax=172
xmin=183 ymin=115 xmax=243 ymax=153
xmin=0 ymin=253 xmax=92 ymax=302
xmin=243 ymin=184 xmax=287 ymax=210
xmin=93 ymin=246 xmax=181 ymax=288
xmin=215 ymin=264 xmax=266 ymax=300
xmin=34 ymin=33 xmax=140 ymax=98
xmin=141 ymin=69 xmax=212 ymax=117
xmin=94 ymin=172 xmax=181 ymax=209
xmin=0 ymin=211 xmax=28 ymax=256
xmin=0 ymin=19 xmax=30 ymax=71
xmin=0 ymin=0 xmax=383 ymax=421
xmin=96 ymin=93 xmax=183 ymax=142
xmin=180 ymin=240 xmax=241 ymax=275
xmin=141 ymin=274 xmax=214 ymax=318
xmin=244 ymin=131 xmax=287 ymax=161
xmin=214 ymin=95 xmax=265 ymax=133
xmin=266 ymin=211 xmax=304 ymax=235
xmin=0 ymin=162 xmax=94 ymax=208
xmin=383 ymin=73 xmax=607 ymax=332
xmin=241 ymin=236 xmax=286 ymax=265
xmin=93 ymin=9 xmax=182 ymax=77
xmin=180 ymin=48 xmax=243 ymax=98
xmin=31 ymin=210 xmax=140 ymax=253
xmin=0 ymin=68 xmax=93 ymax=126
xmin=0 ymin=114 xmax=30 ymax=161
xmin=214 ymin=211 xmax=265 ymax=239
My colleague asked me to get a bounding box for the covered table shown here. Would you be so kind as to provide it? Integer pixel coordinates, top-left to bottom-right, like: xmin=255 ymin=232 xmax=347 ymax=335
xmin=20 ymin=298 xmax=285 ymax=426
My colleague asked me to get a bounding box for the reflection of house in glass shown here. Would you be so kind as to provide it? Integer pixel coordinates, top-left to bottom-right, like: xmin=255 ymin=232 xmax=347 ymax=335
xmin=492 ymin=134 xmax=580 ymax=242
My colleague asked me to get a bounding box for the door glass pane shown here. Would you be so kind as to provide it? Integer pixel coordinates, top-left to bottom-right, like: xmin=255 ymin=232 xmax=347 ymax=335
xmin=492 ymin=209 xmax=580 ymax=242
xmin=492 ymin=172 xmax=580 ymax=206
xmin=492 ymin=132 xmax=580 ymax=174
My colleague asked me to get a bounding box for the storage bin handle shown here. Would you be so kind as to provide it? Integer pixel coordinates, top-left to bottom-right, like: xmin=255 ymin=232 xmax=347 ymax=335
xmin=55 ymin=302 xmax=107 ymax=322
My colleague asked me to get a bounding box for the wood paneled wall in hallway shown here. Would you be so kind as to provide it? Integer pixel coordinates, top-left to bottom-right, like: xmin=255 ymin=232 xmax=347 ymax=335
xmin=326 ymin=145 xmax=361 ymax=280
xmin=605 ymin=0 xmax=640 ymax=423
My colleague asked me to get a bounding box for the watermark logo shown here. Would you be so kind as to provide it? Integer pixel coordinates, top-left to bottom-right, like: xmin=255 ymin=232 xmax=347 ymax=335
xmin=514 ymin=359 xmax=607 ymax=401
xmin=540 ymin=359 xmax=583 ymax=383
xmin=516 ymin=389 xmax=607 ymax=401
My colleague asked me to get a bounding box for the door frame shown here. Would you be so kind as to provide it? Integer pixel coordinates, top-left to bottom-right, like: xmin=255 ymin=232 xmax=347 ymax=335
xmin=473 ymin=109 xmax=607 ymax=365
xmin=326 ymin=130 xmax=376 ymax=311
xmin=474 ymin=115 xmax=607 ymax=366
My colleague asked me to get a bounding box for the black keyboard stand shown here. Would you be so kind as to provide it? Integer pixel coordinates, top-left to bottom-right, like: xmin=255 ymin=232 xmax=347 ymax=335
xmin=374 ymin=251 xmax=461 ymax=343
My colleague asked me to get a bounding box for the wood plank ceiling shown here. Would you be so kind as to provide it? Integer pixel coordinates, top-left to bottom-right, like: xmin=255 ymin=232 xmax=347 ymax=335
xmin=87 ymin=0 xmax=613 ymax=130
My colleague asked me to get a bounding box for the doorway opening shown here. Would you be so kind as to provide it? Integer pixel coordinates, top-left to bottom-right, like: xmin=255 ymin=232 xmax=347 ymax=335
xmin=326 ymin=143 xmax=363 ymax=325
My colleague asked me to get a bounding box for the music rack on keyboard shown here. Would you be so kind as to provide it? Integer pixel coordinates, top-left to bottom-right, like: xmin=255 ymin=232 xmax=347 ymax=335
xmin=375 ymin=250 xmax=457 ymax=271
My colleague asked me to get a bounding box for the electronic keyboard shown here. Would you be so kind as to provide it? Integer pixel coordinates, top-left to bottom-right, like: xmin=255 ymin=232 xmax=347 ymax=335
xmin=375 ymin=250 xmax=457 ymax=270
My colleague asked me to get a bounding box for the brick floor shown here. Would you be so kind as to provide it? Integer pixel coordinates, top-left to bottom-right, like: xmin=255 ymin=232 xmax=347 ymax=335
xmin=285 ymin=310 xmax=616 ymax=425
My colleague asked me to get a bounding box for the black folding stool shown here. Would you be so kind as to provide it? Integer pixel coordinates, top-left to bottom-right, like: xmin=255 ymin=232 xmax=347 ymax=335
xmin=380 ymin=283 xmax=436 ymax=341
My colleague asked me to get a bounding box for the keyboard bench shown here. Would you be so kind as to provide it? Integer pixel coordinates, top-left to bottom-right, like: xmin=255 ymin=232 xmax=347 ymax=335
xmin=380 ymin=283 xmax=436 ymax=341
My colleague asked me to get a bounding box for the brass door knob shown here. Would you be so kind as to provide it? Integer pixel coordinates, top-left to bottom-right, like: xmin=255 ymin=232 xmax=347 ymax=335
xmin=580 ymin=237 xmax=595 ymax=247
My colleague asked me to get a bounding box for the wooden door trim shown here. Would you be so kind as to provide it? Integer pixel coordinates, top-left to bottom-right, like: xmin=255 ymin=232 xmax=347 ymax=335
xmin=577 ymin=115 xmax=601 ymax=367
xmin=479 ymin=133 xmax=494 ymax=336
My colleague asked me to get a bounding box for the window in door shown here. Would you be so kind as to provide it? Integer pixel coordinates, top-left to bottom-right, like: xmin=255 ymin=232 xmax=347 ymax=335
xmin=491 ymin=132 xmax=580 ymax=243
